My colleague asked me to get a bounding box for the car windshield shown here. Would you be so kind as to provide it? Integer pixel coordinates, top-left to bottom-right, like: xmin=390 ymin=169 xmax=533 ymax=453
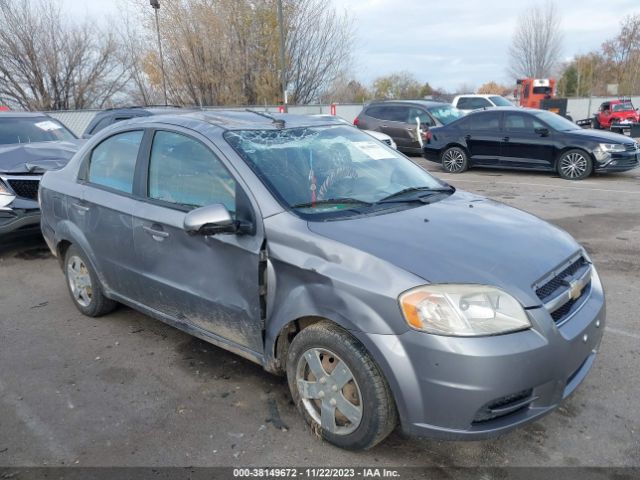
xmin=534 ymin=111 xmax=580 ymax=131
xmin=427 ymin=105 xmax=464 ymax=125
xmin=612 ymin=102 xmax=634 ymax=112
xmin=489 ymin=96 xmax=513 ymax=107
xmin=0 ymin=116 xmax=76 ymax=144
xmin=225 ymin=125 xmax=450 ymax=219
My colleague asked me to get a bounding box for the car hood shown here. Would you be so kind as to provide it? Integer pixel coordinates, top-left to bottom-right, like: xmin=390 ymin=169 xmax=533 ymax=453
xmin=307 ymin=191 xmax=582 ymax=307
xmin=0 ymin=140 xmax=83 ymax=174
xmin=565 ymin=128 xmax=635 ymax=144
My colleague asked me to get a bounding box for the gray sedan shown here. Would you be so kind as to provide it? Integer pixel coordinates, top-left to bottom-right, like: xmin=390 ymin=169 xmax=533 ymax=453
xmin=39 ymin=111 xmax=605 ymax=450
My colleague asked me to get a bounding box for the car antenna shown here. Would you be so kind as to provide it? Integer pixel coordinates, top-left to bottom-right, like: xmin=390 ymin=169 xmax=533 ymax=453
xmin=246 ymin=109 xmax=285 ymax=128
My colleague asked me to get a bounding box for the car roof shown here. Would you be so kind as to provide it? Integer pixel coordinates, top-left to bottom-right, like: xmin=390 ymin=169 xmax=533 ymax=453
xmin=0 ymin=111 xmax=52 ymax=118
xmin=120 ymin=110 xmax=348 ymax=131
xmin=366 ymin=100 xmax=447 ymax=108
xmin=455 ymin=94 xmax=501 ymax=98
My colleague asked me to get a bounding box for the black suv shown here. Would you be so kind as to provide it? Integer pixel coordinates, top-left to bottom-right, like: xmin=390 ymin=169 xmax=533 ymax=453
xmin=82 ymin=106 xmax=189 ymax=139
xmin=354 ymin=100 xmax=464 ymax=154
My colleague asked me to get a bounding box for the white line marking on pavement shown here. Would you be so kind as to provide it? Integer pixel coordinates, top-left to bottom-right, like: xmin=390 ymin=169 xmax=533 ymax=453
xmin=0 ymin=378 xmax=73 ymax=459
xmin=605 ymin=327 xmax=640 ymax=340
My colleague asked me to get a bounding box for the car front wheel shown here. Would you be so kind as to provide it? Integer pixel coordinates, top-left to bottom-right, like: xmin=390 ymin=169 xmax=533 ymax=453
xmin=287 ymin=322 xmax=397 ymax=450
xmin=557 ymin=149 xmax=593 ymax=180
xmin=441 ymin=146 xmax=469 ymax=173
xmin=64 ymin=245 xmax=117 ymax=317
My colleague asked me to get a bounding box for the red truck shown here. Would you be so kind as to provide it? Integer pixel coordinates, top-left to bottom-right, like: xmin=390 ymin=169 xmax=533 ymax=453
xmin=591 ymin=99 xmax=639 ymax=130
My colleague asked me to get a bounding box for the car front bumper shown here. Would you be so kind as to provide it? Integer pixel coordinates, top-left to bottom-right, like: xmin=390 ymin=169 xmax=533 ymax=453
xmin=0 ymin=201 xmax=41 ymax=235
xmin=355 ymin=272 xmax=605 ymax=440
xmin=594 ymin=150 xmax=640 ymax=172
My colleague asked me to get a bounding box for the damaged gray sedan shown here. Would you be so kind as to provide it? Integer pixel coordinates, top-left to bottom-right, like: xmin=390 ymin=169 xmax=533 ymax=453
xmin=40 ymin=111 xmax=605 ymax=450
xmin=0 ymin=112 xmax=80 ymax=235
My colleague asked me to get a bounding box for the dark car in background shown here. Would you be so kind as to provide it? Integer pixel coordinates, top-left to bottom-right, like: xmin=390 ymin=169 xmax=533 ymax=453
xmin=82 ymin=106 xmax=188 ymax=138
xmin=0 ymin=112 xmax=82 ymax=235
xmin=423 ymin=108 xmax=640 ymax=180
xmin=40 ymin=111 xmax=604 ymax=449
xmin=354 ymin=100 xmax=464 ymax=154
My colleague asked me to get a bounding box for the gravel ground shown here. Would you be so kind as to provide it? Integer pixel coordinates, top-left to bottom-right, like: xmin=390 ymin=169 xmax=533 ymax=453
xmin=0 ymin=160 xmax=638 ymax=468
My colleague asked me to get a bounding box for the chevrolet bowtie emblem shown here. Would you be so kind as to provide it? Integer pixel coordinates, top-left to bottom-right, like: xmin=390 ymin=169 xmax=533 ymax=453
xmin=569 ymin=280 xmax=583 ymax=300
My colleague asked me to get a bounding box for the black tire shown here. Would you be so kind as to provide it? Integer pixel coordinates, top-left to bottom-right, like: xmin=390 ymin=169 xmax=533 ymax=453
xmin=591 ymin=118 xmax=601 ymax=130
xmin=64 ymin=244 xmax=117 ymax=317
xmin=557 ymin=149 xmax=593 ymax=180
xmin=441 ymin=146 xmax=469 ymax=173
xmin=287 ymin=321 xmax=398 ymax=450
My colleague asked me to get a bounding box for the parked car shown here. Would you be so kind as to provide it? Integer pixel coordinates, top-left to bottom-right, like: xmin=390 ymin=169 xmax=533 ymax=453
xmin=82 ymin=106 xmax=188 ymax=139
xmin=0 ymin=112 xmax=82 ymax=235
xmin=354 ymin=100 xmax=464 ymax=154
xmin=313 ymin=114 xmax=397 ymax=149
xmin=423 ymin=107 xmax=639 ymax=180
xmin=591 ymin=99 xmax=640 ymax=131
xmin=451 ymin=94 xmax=514 ymax=113
xmin=41 ymin=111 xmax=604 ymax=449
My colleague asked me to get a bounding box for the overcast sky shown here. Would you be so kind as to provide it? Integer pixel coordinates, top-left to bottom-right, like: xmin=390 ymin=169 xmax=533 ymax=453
xmin=61 ymin=0 xmax=639 ymax=91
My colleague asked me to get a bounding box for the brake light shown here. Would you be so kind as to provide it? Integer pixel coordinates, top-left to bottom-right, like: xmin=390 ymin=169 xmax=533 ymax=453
xmin=353 ymin=116 xmax=360 ymax=126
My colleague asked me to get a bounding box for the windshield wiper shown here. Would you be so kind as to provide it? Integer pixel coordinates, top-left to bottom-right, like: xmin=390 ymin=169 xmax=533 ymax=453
xmin=290 ymin=198 xmax=373 ymax=209
xmin=376 ymin=186 xmax=454 ymax=204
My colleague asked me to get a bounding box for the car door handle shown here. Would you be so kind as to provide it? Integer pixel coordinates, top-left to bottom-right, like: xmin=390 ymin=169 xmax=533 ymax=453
xmin=143 ymin=225 xmax=169 ymax=241
xmin=502 ymin=136 xmax=510 ymax=142
xmin=71 ymin=202 xmax=90 ymax=212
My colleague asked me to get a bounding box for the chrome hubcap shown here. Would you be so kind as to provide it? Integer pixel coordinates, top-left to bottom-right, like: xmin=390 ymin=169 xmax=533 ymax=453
xmin=67 ymin=255 xmax=93 ymax=307
xmin=560 ymin=152 xmax=587 ymax=178
xmin=443 ymin=149 xmax=465 ymax=171
xmin=296 ymin=348 xmax=363 ymax=435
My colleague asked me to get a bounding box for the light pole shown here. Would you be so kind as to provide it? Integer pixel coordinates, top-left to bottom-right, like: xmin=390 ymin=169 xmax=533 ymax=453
xmin=276 ymin=0 xmax=287 ymax=112
xmin=150 ymin=0 xmax=168 ymax=106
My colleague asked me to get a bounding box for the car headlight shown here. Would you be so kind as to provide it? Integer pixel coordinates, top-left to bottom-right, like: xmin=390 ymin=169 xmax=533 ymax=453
xmin=598 ymin=143 xmax=626 ymax=153
xmin=399 ymin=284 xmax=531 ymax=336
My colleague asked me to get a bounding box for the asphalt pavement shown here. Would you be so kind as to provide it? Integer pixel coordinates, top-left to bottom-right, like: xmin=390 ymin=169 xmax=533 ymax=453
xmin=0 ymin=160 xmax=638 ymax=468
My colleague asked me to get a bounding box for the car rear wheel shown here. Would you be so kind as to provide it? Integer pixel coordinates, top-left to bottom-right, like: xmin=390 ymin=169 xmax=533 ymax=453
xmin=64 ymin=245 xmax=117 ymax=317
xmin=287 ymin=321 xmax=397 ymax=450
xmin=441 ymin=146 xmax=469 ymax=173
xmin=557 ymin=149 xmax=593 ymax=180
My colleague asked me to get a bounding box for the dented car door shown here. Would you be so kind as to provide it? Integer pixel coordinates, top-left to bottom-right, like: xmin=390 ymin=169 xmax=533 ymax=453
xmin=130 ymin=128 xmax=265 ymax=354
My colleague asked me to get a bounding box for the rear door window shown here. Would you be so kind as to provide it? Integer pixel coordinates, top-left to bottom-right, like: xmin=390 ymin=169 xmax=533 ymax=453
xmin=457 ymin=97 xmax=491 ymax=109
xmin=88 ymin=130 xmax=143 ymax=193
xmin=458 ymin=112 xmax=501 ymax=131
xmin=366 ymin=106 xmax=407 ymax=122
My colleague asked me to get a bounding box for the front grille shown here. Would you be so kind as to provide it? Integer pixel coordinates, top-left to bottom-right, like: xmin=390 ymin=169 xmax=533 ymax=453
xmin=472 ymin=389 xmax=534 ymax=424
xmin=535 ymin=256 xmax=588 ymax=301
xmin=624 ymin=143 xmax=638 ymax=152
xmin=614 ymin=157 xmax=639 ymax=166
xmin=8 ymin=179 xmax=40 ymax=200
xmin=535 ymin=255 xmax=592 ymax=325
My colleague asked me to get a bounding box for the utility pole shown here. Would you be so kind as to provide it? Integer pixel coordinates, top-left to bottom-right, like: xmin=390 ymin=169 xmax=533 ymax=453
xmin=150 ymin=0 xmax=168 ymax=106
xmin=276 ymin=0 xmax=287 ymax=112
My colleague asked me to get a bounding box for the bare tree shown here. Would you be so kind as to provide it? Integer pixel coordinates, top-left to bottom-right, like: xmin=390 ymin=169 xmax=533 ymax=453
xmin=0 ymin=0 xmax=130 ymax=110
xmin=508 ymin=1 xmax=563 ymax=79
xmin=285 ymin=0 xmax=353 ymax=104
xmin=602 ymin=14 xmax=640 ymax=95
xmin=124 ymin=0 xmax=352 ymax=106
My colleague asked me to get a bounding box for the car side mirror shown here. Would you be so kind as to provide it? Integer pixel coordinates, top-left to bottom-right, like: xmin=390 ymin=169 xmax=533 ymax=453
xmin=184 ymin=204 xmax=237 ymax=235
xmin=535 ymin=127 xmax=549 ymax=137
